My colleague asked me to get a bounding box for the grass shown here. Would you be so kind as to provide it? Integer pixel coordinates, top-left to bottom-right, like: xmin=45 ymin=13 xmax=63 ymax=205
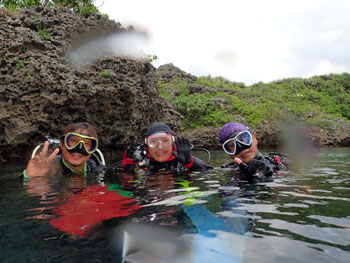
xmin=16 ymin=61 xmax=24 ymax=69
xmin=99 ymin=70 xmax=112 ymax=77
xmin=36 ymin=25 xmax=52 ymax=40
xmin=158 ymin=73 xmax=350 ymax=131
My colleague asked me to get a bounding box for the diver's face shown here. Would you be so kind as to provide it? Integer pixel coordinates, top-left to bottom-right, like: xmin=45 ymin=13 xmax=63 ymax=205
xmin=229 ymin=133 xmax=258 ymax=164
xmin=60 ymin=129 xmax=92 ymax=171
xmin=147 ymin=139 xmax=173 ymax=163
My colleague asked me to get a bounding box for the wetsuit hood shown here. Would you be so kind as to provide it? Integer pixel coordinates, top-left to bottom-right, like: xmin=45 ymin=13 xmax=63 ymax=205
xmin=219 ymin=122 xmax=249 ymax=144
xmin=146 ymin=122 xmax=174 ymax=137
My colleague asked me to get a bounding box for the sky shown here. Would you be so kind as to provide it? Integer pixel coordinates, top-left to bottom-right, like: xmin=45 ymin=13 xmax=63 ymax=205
xmin=96 ymin=0 xmax=350 ymax=85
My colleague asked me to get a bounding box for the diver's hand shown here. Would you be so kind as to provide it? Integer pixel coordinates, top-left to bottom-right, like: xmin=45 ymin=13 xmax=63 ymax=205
xmin=26 ymin=141 xmax=59 ymax=177
xmin=172 ymin=137 xmax=192 ymax=165
xmin=234 ymin=158 xmax=273 ymax=178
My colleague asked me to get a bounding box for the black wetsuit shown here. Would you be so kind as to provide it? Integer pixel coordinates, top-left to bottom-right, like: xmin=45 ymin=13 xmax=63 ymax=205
xmin=58 ymin=155 xmax=106 ymax=175
xmin=123 ymin=152 xmax=213 ymax=173
xmin=147 ymin=156 xmax=213 ymax=172
xmin=221 ymin=151 xmax=288 ymax=182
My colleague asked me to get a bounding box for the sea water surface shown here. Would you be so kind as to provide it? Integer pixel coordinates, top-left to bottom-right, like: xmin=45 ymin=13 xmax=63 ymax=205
xmin=0 ymin=148 xmax=349 ymax=262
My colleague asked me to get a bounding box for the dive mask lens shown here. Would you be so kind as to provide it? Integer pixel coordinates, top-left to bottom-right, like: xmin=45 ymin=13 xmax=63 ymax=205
xmin=222 ymin=138 xmax=236 ymax=155
xmin=222 ymin=131 xmax=252 ymax=155
xmin=145 ymin=133 xmax=174 ymax=148
xmin=64 ymin=132 xmax=98 ymax=154
xmin=235 ymin=131 xmax=252 ymax=145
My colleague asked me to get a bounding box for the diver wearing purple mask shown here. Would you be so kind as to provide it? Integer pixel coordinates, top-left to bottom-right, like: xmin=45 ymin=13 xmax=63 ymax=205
xmin=219 ymin=122 xmax=288 ymax=182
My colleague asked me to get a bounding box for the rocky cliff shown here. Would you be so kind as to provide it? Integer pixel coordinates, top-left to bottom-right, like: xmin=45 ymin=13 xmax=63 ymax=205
xmin=0 ymin=7 xmax=181 ymax=162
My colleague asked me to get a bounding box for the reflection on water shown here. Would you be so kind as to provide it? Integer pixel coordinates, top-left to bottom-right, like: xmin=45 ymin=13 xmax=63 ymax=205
xmin=0 ymin=148 xmax=349 ymax=262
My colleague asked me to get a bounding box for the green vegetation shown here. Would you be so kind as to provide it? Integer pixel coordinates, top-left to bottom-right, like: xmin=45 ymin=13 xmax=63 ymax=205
xmin=158 ymin=73 xmax=350 ymax=131
xmin=99 ymin=70 xmax=111 ymax=77
xmin=0 ymin=0 xmax=99 ymax=14
xmin=145 ymin=54 xmax=158 ymax=63
xmin=174 ymin=93 xmax=231 ymax=129
xmin=36 ymin=24 xmax=52 ymax=40
xmin=115 ymin=21 xmax=122 ymax=28
xmin=15 ymin=61 xmax=24 ymax=69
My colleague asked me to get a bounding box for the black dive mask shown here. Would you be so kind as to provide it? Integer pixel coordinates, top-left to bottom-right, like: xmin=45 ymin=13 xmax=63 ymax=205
xmin=63 ymin=132 xmax=98 ymax=156
xmin=66 ymin=141 xmax=89 ymax=156
xmin=234 ymin=141 xmax=251 ymax=155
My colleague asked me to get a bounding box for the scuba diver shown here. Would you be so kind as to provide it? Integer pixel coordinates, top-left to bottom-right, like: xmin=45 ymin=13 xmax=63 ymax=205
xmin=122 ymin=122 xmax=213 ymax=173
xmin=21 ymin=122 xmax=106 ymax=178
xmin=219 ymin=122 xmax=288 ymax=182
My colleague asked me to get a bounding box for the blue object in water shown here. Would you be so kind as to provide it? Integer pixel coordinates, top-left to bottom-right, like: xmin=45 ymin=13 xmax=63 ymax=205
xmin=183 ymin=203 xmax=246 ymax=263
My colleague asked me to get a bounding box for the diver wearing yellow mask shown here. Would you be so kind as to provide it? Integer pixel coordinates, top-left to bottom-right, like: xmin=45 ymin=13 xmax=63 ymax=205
xmin=22 ymin=122 xmax=105 ymax=177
